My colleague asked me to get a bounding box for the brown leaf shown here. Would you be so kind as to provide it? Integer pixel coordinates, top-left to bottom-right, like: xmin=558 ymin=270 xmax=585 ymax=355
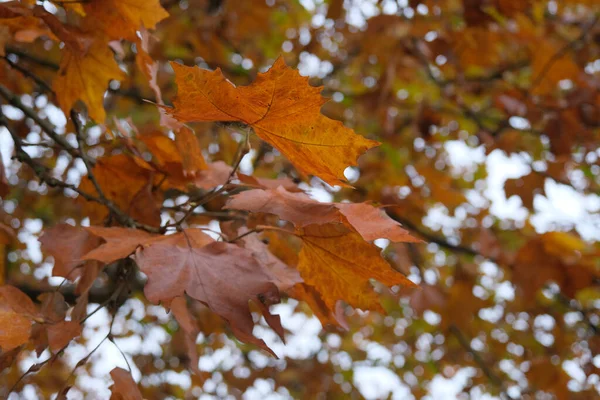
xmin=33 ymin=6 xmax=93 ymax=53
xmin=505 ymin=172 xmax=545 ymax=210
xmin=134 ymin=229 xmax=284 ymax=355
xmin=236 ymin=231 xmax=303 ymax=291
xmin=513 ymin=233 xmax=597 ymax=303
xmin=237 ymin=173 xmax=303 ymax=192
xmin=38 ymin=292 xmax=68 ymax=323
xmin=169 ymin=296 xmax=198 ymax=337
xmin=0 ymin=308 xmax=32 ymax=351
xmin=0 ymin=153 xmax=9 ymax=198
xmin=169 ymin=297 xmax=205 ymax=378
xmin=0 ymin=285 xmax=38 ymax=351
xmin=110 ymin=367 xmax=143 ymax=400
xmin=47 ymin=320 xmax=82 ymax=353
xmin=226 ymin=187 xmax=419 ymax=242
xmin=336 ymin=203 xmax=422 ymax=243
xmin=166 ymin=57 xmax=379 ymax=186
xmin=297 ymin=224 xmax=416 ymax=312
xmin=81 ymin=226 xmax=159 ymax=264
xmin=39 ymin=223 xmax=102 ymax=280
xmin=194 ymin=161 xmax=233 ymax=189
xmin=0 ymin=346 xmax=21 ymax=373
xmin=225 ymin=186 xmax=341 ymax=227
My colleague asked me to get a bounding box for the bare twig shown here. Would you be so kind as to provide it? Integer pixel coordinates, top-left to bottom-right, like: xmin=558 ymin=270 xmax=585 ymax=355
xmin=0 ymin=85 xmax=82 ymax=160
xmin=449 ymin=324 xmax=514 ymax=400
xmin=0 ymin=112 xmax=160 ymax=233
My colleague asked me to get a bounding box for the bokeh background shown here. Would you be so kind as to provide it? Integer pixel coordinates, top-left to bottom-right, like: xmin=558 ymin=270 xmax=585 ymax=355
xmin=1 ymin=0 xmax=600 ymax=399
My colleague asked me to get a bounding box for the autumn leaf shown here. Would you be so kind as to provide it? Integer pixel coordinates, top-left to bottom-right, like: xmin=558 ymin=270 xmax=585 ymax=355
xmin=166 ymin=57 xmax=379 ymax=186
xmin=33 ymin=6 xmax=93 ymax=53
xmin=81 ymin=226 xmax=159 ymax=264
xmin=85 ymin=0 xmax=169 ymax=41
xmin=53 ymin=35 xmax=124 ymax=122
xmin=139 ymin=129 xmax=207 ymax=187
xmin=225 ymin=186 xmax=341 ymax=227
xmin=110 ymin=367 xmax=143 ymax=400
xmin=513 ymin=233 xmax=598 ymax=304
xmin=0 ymin=3 xmax=55 ymax=44
xmin=237 ymin=173 xmax=303 ymax=192
xmin=0 ymin=153 xmax=9 ymax=198
xmin=234 ymin=230 xmax=303 ymax=291
xmin=287 ymin=283 xmax=348 ymax=330
xmin=133 ymin=229 xmax=284 ymax=354
xmin=505 ymin=171 xmax=545 ymax=210
xmin=169 ymin=296 xmax=205 ymax=378
xmin=0 ymin=285 xmax=38 ymax=350
xmin=47 ymin=320 xmax=82 ymax=353
xmin=226 ymin=187 xmax=419 ymax=242
xmin=39 ymin=223 xmax=103 ymax=280
xmin=77 ymin=154 xmax=159 ymax=225
xmin=297 ymin=224 xmax=416 ymax=312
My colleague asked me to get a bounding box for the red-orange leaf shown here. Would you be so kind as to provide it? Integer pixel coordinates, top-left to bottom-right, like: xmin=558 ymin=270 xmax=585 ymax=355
xmin=166 ymin=57 xmax=379 ymax=186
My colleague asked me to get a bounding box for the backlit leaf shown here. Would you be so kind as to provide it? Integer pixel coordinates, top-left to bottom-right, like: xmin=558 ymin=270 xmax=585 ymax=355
xmin=166 ymin=57 xmax=379 ymax=186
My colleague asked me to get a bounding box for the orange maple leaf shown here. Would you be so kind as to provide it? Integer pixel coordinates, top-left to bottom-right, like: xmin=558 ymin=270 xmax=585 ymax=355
xmin=297 ymin=224 xmax=416 ymax=312
xmin=166 ymin=57 xmax=380 ymax=186
xmin=84 ymin=0 xmax=169 ymax=41
xmin=53 ymin=37 xmax=124 ymax=122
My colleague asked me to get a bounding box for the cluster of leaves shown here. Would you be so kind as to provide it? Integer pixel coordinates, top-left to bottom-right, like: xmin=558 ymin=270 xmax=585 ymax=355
xmin=0 ymin=0 xmax=599 ymax=399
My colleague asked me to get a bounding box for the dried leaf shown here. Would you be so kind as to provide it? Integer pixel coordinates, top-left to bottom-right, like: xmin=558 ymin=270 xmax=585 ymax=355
xmin=226 ymin=187 xmax=419 ymax=242
xmin=336 ymin=203 xmax=422 ymax=243
xmin=175 ymin=126 xmax=208 ymax=176
xmin=110 ymin=367 xmax=143 ymax=400
xmin=225 ymin=186 xmax=341 ymax=227
xmin=81 ymin=226 xmax=159 ymax=264
xmin=134 ymin=229 xmax=284 ymax=355
xmin=39 ymin=223 xmax=102 ymax=279
xmin=47 ymin=320 xmax=82 ymax=352
xmin=505 ymin=172 xmax=545 ymax=210
xmin=236 ymin=231 xmax=303 ymax=291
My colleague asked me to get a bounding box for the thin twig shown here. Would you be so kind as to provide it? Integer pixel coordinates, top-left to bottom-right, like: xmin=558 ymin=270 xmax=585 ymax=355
xmin=0 ymin=112 xmax=160 ymax=233
xmin=0 ymin=84 xmax=82 ymax=160
xmin=1 ymin=56 xmax=53 ymax=92
xmin=449 ymin=324 xmax=514 ymax=399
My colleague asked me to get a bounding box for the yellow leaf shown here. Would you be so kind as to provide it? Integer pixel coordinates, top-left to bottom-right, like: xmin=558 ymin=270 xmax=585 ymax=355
xmin=166 ymin=57 xmax=379 ymax=186
xmin=54 ymin=37 xmax=125 ymax=122
xmin=297 ymin=224 xmax=415 ymax=312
